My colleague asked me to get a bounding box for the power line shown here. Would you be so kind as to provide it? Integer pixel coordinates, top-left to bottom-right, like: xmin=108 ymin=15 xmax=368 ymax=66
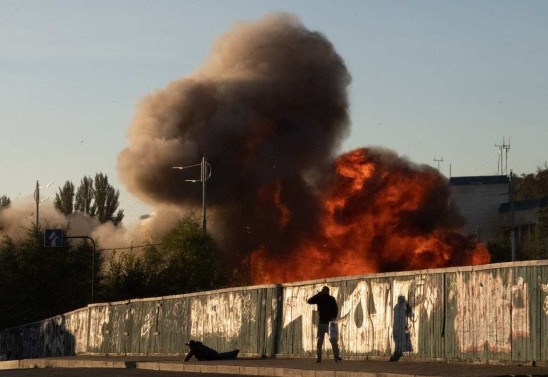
xmin=94 ymin=242 xmax=163 ymax=253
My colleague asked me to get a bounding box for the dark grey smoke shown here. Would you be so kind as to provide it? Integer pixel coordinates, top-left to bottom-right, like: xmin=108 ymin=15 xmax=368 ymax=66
xmin=118 ymin=13 xmax=351 ymax=259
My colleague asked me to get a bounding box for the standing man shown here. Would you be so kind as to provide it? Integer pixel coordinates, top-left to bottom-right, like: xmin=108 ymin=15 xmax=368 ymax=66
xmin=307 ymin=286 xmax=342 ymax=363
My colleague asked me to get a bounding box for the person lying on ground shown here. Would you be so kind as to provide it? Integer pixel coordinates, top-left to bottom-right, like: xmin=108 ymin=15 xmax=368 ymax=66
xmin=183 ymin=340 xmax=240 ymax=362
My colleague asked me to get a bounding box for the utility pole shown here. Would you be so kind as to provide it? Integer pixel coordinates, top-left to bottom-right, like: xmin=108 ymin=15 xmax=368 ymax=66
xmin=33 ymin=180 xmax=53 ymax=230
xmin=503 ymin=137 xmax=511 ymax=175
xmin=433 ymin=156 xmax=444 ymax=170
xmin=509 ymin=170 xmax=517 ymax=261
xmin=34 ymin=180 xmax=39 ymax=229
xmin=173 ymin=156 xmax=212 ymax=232
xmin=201 ymin=156 xmax=208 ymax=232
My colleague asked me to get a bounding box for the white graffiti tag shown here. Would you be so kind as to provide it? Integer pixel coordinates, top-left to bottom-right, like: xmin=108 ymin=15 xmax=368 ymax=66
xmin=541 ymin=282 xmax=548 ymax=315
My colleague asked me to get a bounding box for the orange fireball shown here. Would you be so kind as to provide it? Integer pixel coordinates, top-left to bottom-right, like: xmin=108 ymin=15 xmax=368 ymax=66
xmin=251 ymin=148 xmax=490 ymax=284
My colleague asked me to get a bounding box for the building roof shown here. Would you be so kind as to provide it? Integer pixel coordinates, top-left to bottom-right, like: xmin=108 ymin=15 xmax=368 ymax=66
xmin=449 ymin=175 xmax=509 ymax=186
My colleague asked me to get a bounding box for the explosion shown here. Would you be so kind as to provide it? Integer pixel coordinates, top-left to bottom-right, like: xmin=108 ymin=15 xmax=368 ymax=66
xmin=117 ymin=12 xmax=490 ymax=284
xmin=251 ymin=148 xmax=490 ymax=283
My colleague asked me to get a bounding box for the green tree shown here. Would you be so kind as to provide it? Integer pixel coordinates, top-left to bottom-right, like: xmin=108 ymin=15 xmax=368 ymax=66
xmin=511 ymin=164 xmax=548 ymax=261
xmin=74 ymin=176 xmax=96 ymax=216
xmin=144 ymin=215 xmax=227 ymax=294
xmin=520 ymin=208 xmax=548 ymax=261
xmin=0 ymin=195 xmax=10 ymax=209
xmin=54 ymin=181 xmax=75 ymax=216
xmin=102 ymin=215 xmax=227 ymax=300
xmin=0 ymin=226 xmax=103 ymax=329
xmin=515 ymin=163 xmax=548 ymax=200
xmin=58 ymin=173 xmax=125 ymax=225
xmin=102 ymin=251 xmax=152 ymax=301
xmin=93 ymin=173 xmax=124 ymax=225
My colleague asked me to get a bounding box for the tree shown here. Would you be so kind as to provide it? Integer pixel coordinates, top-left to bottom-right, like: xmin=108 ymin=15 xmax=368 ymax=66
xmin=102 ymin=215 xmax=227 ymax=300
xmin=74 ymin=176 xmax=96 ymax=216
xmin=54 ymin=181 xmax=75 ymax=216
xmin=0 ymin=226 xmax=103 ymax=329
xmin=102 ymin=251 xmax=152 ymax=301
xmin=93 ymin=173 xmax=124 ymax=225
xmin=511 ymin=164 xmax=548 ymax=261
xmin=520 ymin=208 xmax=548 ymax=261
xmin=143 ymin=215 xmax=227 ymax=294
xmin=515 ymin=163 xmax=548 ymax=200
xmin=0 ymin=195 xmax=10 ymax=209
xmin=58 ymin=173 xmax=125 ymax=225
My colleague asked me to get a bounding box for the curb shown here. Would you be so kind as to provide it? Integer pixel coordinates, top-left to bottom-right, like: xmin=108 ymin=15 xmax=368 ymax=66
xmin=0 ymin=359 xmax=424 ymax=377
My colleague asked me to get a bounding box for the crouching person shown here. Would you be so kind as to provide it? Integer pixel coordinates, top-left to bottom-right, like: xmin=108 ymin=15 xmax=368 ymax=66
xmin=184 ymin=340 xmax=240 ymax=362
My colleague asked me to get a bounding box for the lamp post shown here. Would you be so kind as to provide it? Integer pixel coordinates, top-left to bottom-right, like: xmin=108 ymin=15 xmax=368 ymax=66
xmin=65 ymin=236 xmax=96 ymax=303
xmin=33 ymin=180 xmax=53 ymax=230
xmin=34 ymin=181 xmax=39 ymax=228
xmin=172 ymin=156 xmax=212 ymax=232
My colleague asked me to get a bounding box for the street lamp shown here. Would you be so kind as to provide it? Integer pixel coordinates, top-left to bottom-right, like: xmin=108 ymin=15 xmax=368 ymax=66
xmin=33 ymin=180 xmax=53 ymax=229
xmin=66 ymin=236 xmax=96 ymax=303
xmin=172 ymin=156 xmax=212 ymax=232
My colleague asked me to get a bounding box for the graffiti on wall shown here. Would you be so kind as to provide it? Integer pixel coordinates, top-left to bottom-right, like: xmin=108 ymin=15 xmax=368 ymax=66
xmin=3 ymin=263 xmax=548 ymax=362
xmin=541 ymin=282 xmax=548 ymax=316
xmin=141 ymin=306 xmax=157 ymax=338
xmin=88 ymin=305 xmax=110 ymax=352
xmin=281 ymin=285 xmax=337 ymax=352
xmin=339 ymin=280 xmax=390 ymax=354
xmin=449 ymin=270 xmax=530 ymax=353
xmin=162 ymin=301 xmax=185 ymax=335
xmin=66 ymin=309 xmax=89 ymax=354
xmin=190 ymin=292 xmax=248 ymax=339
xmin=280 ymin=276 xmax=439 ymax=357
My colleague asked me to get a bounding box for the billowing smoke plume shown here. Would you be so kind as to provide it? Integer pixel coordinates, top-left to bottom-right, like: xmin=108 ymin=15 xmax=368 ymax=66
xmin=118 ymin=13 xmax=350 ymax=251
xmin=118 ymin=12 xmax=489 ymax=283
xmin=0 ymin=199 xmax=182 ymax=265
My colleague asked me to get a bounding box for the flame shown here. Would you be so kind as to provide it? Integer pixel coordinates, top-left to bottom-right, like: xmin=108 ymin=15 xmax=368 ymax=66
xmin=251 ymin=148 xmax=490 ymax=284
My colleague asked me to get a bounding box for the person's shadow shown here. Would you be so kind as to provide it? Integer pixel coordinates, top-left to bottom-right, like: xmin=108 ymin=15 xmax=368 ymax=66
xmin=390 ymin=295 xmax=413 ymax=361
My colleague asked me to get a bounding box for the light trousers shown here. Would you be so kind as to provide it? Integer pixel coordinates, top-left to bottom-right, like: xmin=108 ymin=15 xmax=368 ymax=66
xmin=316 ymin=323 xmax=340 ymax=359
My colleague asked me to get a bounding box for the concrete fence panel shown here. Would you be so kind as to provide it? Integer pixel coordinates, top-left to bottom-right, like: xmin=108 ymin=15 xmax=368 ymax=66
xmin=2 ymin=260 xmax=548 ymax=364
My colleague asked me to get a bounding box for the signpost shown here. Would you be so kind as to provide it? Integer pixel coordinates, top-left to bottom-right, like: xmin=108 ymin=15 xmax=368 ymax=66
xmin=43 ymin=229 xmax=96 ymax=303
xmin=44 ymin=228 xmax=63 ymax=247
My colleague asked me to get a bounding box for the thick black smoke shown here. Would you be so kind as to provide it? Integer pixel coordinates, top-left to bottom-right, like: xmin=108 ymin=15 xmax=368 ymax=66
xmin=118 ymin=13 xmax=351 ymax=259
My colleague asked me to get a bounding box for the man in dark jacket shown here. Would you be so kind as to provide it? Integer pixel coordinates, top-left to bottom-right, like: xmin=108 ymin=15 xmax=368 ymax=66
xmin=183 ymin=340 xmax=239 ymax=361
xmin=307 ymin=286 xmax=342 ymax=363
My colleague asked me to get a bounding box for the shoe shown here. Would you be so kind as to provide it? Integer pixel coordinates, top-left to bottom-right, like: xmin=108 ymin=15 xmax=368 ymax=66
xmin=315 ymin=358 xmax=321 ymax=363
xmin=335 ymin=357 xmax=342 ymax=362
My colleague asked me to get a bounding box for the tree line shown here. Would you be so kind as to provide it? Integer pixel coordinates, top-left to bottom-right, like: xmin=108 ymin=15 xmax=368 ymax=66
xmin=488 ymin=164 xmax=548 ymax=262
xmin=0 ymin=173 xmax=235 ymax=331
xmin=53 ymin=173 xmax=124 ymax=225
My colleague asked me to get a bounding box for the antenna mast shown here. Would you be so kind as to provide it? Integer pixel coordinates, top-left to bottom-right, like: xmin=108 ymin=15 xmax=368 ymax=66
xmin=494 ymin=137 xmax=511 ymax=175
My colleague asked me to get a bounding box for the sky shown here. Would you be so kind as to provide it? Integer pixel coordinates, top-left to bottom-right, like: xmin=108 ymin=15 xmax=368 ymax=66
xmin=1 ymin=0 xmax=547 ymax=224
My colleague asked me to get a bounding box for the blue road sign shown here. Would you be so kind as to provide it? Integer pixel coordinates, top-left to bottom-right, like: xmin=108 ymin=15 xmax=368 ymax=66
xmin=44 ymin=229 xmax=63 ymax=247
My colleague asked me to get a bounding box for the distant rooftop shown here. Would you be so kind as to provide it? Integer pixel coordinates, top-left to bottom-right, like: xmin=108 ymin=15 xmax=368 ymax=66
xmin=449 ymin=175 xmax=509 ymax=186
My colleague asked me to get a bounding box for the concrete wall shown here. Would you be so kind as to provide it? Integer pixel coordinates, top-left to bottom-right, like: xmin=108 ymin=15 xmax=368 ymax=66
xmin=2 ymin=260 xmax=548 ymax=364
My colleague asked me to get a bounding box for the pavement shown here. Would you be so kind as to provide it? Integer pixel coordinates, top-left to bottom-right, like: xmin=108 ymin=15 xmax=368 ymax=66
xmin=1 ymin=355 xmax=548 ymax=377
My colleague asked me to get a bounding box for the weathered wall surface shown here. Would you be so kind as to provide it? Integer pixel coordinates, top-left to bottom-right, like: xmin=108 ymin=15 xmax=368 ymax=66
xmin=1 ymin=261 xmax=548 ymax=364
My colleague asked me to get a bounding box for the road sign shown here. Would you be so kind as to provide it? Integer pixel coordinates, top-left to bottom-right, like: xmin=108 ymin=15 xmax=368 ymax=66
xmin=44 ymin=229 xmax=63 ymax=247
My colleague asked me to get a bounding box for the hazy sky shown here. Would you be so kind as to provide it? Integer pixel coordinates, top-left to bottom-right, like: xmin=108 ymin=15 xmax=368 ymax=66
xmin=1 ymin=0 xmax=547 ymax=223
